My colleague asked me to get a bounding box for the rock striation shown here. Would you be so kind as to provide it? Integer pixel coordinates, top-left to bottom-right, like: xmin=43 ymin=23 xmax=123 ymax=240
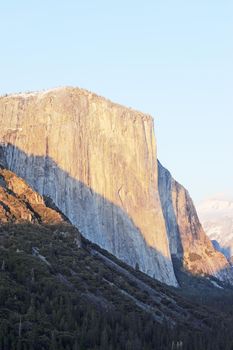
xmin=0 ymin=87 xmax=177 ymax=286
xmin=158 ymin=162 xmax=233 ymax=284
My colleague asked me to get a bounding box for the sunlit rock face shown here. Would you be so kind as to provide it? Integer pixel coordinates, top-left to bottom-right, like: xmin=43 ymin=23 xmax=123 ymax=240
xmin=0 ymin=167 xmax=64 ymax=225
xmin=158 ymin=162 xmax=233 ymax=284
xmin=0 ymin=87 xmax=177 ymax=286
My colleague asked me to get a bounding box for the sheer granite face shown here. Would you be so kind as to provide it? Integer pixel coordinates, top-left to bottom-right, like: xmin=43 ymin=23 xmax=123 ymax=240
xmin=0 ymin=88 xmax=177 ymax=286
xmin=1 ymin=87 xmax=232 ymax=287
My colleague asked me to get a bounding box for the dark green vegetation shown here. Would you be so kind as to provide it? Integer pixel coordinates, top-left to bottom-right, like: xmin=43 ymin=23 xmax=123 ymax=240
xmin=173 ymin=257 xmax=233 ymax=315
xmin=1 ymin=167 xmax=233 ymax=349
xmin=0 ymin=223 xmax=233 ymax=350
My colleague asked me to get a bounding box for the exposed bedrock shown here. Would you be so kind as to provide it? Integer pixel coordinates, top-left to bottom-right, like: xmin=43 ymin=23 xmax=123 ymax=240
xmin=0 ymin=88 xmax=177 ymax=286
xmin=158 ymin=161 xmax=233 ymax=284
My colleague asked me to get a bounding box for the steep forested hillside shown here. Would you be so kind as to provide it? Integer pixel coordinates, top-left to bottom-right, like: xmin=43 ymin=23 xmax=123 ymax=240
xmin=1 ymin=167 xmax=233 ymax=349
xmin=1 ymin=223 xmax=233 ymax=350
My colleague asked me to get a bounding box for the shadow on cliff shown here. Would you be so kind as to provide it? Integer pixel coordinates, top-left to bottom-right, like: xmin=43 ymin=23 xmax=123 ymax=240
xmin=157 ymin=161 xmax=184 ymax=264
xmin=0 ymin=142 xmax=177 ymax=286
xmin=158 ymin=160 xmax=233 ymax=287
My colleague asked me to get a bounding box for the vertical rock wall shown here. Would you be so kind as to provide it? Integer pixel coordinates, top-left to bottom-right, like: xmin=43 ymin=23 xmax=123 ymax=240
xmin=158 ymin=161 xmax=233 ymax=284
xmin=0 ymin=87 xmax=178 ymax=286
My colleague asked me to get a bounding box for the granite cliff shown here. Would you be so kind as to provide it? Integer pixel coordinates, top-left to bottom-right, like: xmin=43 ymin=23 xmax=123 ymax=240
xmin=0 ymin=87 xmax=176 ymax=286
xmin=158 ymin=162 xmax=233 ymax=284
xmin=0 ymin=87 xmax=232 ymax=286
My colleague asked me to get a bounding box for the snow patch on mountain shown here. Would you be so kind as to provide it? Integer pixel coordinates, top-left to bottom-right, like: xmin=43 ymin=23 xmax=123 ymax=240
xmin=197 ymin=195 xmax=233 ymax=260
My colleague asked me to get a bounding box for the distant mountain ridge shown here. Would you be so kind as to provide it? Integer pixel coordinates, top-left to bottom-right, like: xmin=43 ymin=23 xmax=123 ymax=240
xmin=197 ymin=195 xmax=233 ymax=261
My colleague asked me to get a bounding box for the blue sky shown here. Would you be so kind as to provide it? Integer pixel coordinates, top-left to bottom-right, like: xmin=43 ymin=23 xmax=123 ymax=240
xmin=1 ymin=0 xmax=232 ymax=202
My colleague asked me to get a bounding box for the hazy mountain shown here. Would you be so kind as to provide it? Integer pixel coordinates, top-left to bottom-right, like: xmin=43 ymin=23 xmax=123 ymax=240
xmin=197 ymin=195 xmax=233 ymax=261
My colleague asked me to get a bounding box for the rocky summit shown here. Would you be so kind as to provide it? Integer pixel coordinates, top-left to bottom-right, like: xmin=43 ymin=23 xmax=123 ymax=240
xmin=0 ymin=87 xmax=232 ymax=287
